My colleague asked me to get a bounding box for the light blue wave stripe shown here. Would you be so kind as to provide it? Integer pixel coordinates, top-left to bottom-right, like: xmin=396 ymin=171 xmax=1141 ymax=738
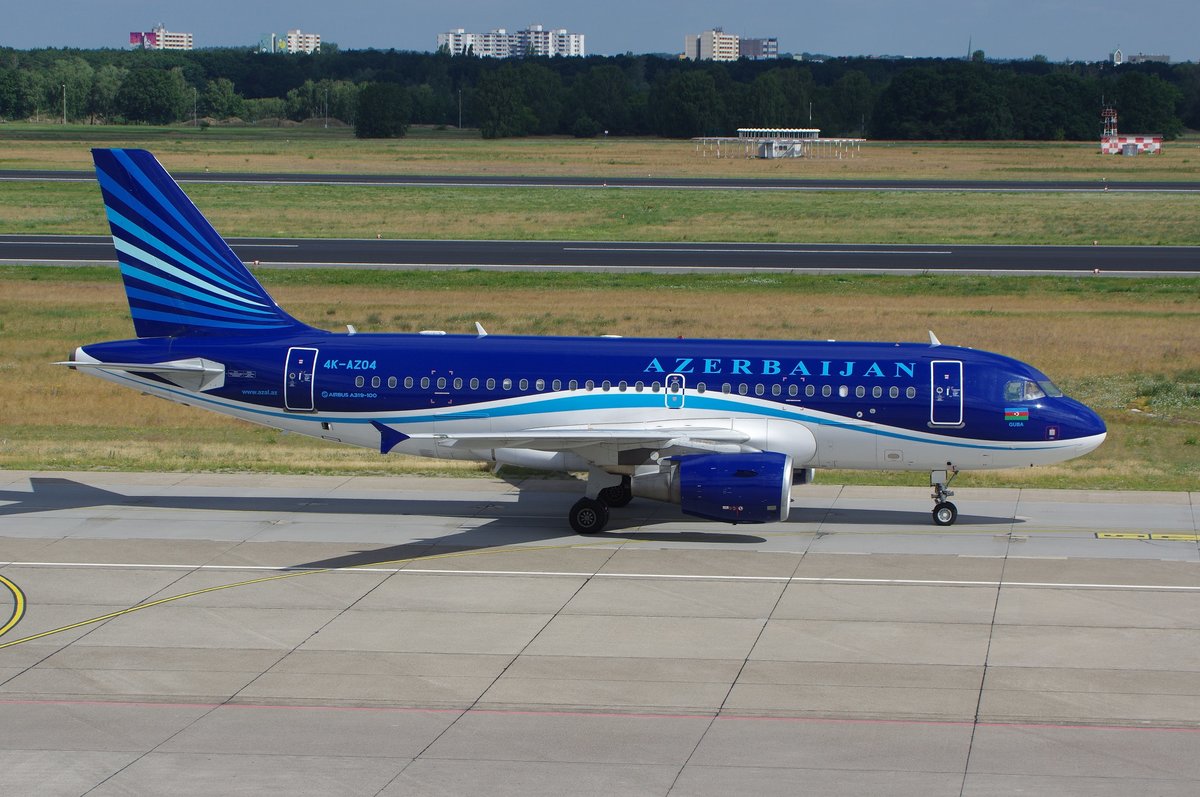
xmin=98 ymin=172 xmax=258 ymax=298
xmin=111 ymin=150 xmax=237 ymax=281
xmin=129 ymin=307 xmax=292 ymax=331
xmin=121 ymin=266 xmax=276 ymax=317
xmin=99 ymin=169 xmax=255 ymax=291
xmin=99 ymin=373 xmax=1062 ymax=454
xmin=112 ymin=234 xmax=269 ymax=309
xmin=108 ymin=206 xmax=265 ymax=304
xmin=125 ymin=286 xmax=279 ymax=323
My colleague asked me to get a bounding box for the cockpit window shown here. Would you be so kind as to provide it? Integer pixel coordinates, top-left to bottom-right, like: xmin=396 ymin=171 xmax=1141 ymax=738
xmin=1038 ymin=380 xmax=1063 ymax=398
xmin=1005 ymin=379 xmax=1050 ymax=402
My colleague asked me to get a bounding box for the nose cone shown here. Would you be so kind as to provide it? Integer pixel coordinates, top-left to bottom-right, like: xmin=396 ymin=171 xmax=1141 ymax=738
xmin=1068 ymin=401 xmax=1107 ymax=456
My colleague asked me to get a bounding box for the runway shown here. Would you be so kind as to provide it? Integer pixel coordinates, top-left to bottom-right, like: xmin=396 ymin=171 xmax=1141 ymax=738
xmin=2 ymin=471 xmax=1199 ymax=795
xmin=4 ymin=234 xmax=1199 ymax=274
xmin=4 ymin=169 xmax=1200 ymax=193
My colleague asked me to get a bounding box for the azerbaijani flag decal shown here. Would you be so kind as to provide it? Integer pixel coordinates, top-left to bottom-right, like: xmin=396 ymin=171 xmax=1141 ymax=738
xmin=1004 ymin=407 xmax=1030 ymax=421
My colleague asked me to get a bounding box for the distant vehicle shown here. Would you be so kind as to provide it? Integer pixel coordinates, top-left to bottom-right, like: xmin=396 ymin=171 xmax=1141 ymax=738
xmin=62 ymin=149 xmax=1107 ymax=533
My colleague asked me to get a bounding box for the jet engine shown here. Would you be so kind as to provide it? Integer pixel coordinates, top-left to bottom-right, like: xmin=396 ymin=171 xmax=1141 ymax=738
xmin=631 ymin=452 xmax=793 ymax=524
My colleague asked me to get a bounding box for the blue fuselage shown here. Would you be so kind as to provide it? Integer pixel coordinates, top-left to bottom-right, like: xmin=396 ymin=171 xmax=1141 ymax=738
xmin=79 ymin=331 xmax=1107 ymax=473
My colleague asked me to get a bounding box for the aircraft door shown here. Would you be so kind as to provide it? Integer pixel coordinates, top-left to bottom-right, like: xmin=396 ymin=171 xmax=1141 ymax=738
xmin=665 ymin=373 xmax=685 ymax=409
xmin=930 ymin=360 xmax=963 ymax=425
xmin=285 ymin=347 xmax=318 ymax=412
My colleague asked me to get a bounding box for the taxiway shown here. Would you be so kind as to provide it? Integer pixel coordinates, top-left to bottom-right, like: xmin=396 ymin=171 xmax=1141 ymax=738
xmin=1 ymin=471 xmax=1199 ymax=795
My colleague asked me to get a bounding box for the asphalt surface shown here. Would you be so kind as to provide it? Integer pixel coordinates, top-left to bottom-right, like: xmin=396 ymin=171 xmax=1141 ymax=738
xmin=4 ymin=234 xmax=1200 ymax=274
xmin=7 ymin=168 xmax=1200 ymax=193
xmin=5 ymin=169 xmax=1200 ymax=193
xmin=2 ymin=472 xmax=1199 ymax=796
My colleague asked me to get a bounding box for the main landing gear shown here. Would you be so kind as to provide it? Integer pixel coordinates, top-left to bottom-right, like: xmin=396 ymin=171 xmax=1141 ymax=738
xmin=569 ymin=475 xmax=631 ymax=534
xmin=931 ymin=466 xmax=959 ymax=526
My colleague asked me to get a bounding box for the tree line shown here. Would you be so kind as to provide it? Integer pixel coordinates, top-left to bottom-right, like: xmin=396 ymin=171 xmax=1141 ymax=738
xmin=1 ymin=47 xmax=1196 ymax=140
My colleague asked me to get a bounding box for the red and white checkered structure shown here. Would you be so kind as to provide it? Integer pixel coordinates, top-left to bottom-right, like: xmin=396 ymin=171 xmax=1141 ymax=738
xmin=1101 ymin=135 xmax=1162 ymax=154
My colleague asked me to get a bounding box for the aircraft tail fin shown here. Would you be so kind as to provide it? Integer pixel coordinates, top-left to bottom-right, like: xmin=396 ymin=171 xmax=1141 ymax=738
xmin=91 ymin=148 xmax=314 ymax=338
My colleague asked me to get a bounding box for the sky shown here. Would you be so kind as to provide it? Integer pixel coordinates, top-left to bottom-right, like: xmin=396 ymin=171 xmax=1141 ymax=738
xmin=2 ymin=0 xmax=1197 ymax=62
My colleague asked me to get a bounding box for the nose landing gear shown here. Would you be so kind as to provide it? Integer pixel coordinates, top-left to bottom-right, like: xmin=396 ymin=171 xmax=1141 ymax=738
xmin=931 ymin=466 xmax=959 ymax=526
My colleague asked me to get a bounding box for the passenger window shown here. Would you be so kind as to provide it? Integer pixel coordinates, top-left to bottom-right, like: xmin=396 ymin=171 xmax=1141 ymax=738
xmin=453 ymin=377 xmax=463 ymax=390
xmin=872 ymin=386 xmax=882 ymax=399
xmin=404 ymin=376 xmax=414 ymax=389
xmin=371 ymin=376 xmax=381 ymax=389
xmin=486 ymin=378 xmax=496 ymax=390
xmin=586 ymin=380 xmax=595 ymax=390
xmin=420 ymin=377 xmax=430 ymax=389
xmin=519 ymin=379 xmax=529 ymax=390
xmin=839 ymin=385 xmax=849 ymax=397
xmin=755 ymin=384 xmax=765 ymax=396
xmin=651 ymin=381 xmax=661 ymax=392
xmin=805 ymin=384 xmax=815 ymax=397
xmin=618 ymin=381 xmax=627 ymax=392
xmin=889 ymin=386 xmax=899 ymax=399
xmin=906 ymin=386 xmax=917 ymax=399
xmin=855 ymin=386 xmax=865 ymax=398
xmin=536 ymin=378 xmax=545 ymax=391
xmin=503 ymin=378 xmax=513 ymax=390
xmin=788 ymin=384 xmax=798 ymax=397
xmin=738 ymin=384 xmax=748 ymax=395
xmin=722 ymin=383 xmax=731 ymax=394
xmin=355 ymin=376 xmax=364 ymax=388
xmin=552 ymin=379 xmax=561 ymax=391
xmin=821 ymin=385 xmax=832 ymax=398
xmin=697 ymin=383 xmax=706 ymax=393
xmin=387 ymin=376 xmax=397 ymax=389
xmin=772 ymin=384 xmax=781 ymax=396
xmin=602 ymin=380 xmax=611 ymax=391
xmin=635 ymin=381 xmax=644 ymax=392
xmin=437 ymin=377 xmax=447 ymax=390
xmin=470 ymin=377 xmax=479 ymax=390
xmin=569 ymin=379 xmax=578 ymax=390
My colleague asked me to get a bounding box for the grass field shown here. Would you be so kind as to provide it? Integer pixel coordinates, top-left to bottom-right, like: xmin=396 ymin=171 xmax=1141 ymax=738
xmin=2 ymin=128 xmax=1197 ymax=491
xmin=5 ymin=180 xmax=1199 ymax=246
xmin=2 ymin=266 xmax=1197 ymax=491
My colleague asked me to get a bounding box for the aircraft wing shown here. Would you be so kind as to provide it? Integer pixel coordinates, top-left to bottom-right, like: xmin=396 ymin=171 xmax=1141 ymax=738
xmin=417 ymin=427 xmax=751 ymax=452
xmin=372 ymin=421 xmax=754 ymax=461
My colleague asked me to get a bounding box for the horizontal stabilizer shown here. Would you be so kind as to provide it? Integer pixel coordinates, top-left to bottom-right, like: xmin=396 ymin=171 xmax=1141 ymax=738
xmin=56 ymin=356 xmax=226 ymax=392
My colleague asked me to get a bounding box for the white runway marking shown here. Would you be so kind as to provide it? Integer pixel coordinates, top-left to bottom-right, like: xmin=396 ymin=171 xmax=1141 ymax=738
xmin=4 ymin=560 xmax=1199 ymax=591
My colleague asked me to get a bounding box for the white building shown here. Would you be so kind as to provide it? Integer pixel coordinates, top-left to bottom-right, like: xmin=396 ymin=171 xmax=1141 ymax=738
xmin=130 ymin=24 xmax=193 ymax=51
xmin=684 ymin=29 xmax=740 ymax=61
xmin=437 ymin=25 xmax=584 ymax=57
xmin=285 ymin=29 xmax=321 ymax=54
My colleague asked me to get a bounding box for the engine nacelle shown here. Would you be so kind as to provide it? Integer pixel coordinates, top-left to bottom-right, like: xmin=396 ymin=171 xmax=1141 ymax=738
xmin=632 ymin=452 xmax=793 ymax=524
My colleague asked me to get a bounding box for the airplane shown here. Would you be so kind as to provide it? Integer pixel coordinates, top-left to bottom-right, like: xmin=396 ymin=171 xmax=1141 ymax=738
xmin=59 ymin=148 xmax=1107 ymax=534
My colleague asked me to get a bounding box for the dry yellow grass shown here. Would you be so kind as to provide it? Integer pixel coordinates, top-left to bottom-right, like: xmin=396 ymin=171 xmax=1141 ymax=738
xmin=2 ymin=274 xmax=1198 ymax=488
xmin=3 ymin=132 xmax=1200 ymax=182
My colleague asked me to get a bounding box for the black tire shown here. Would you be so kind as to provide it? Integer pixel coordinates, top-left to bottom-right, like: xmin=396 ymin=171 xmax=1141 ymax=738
xmin=569 ymin=498 xmax=609 ymax=534
xmin=598 ymin=478 xmax=633 ymax=508
xmin=932 ymin=501 xmax=958 ymax=526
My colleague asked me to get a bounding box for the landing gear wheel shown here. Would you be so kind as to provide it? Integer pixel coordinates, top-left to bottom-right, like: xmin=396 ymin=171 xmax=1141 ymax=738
xmin=932 ymin=501 xmax=958 ymax=526
xmin=569 ymin=498 xmax=610 ymax=534
xmin=598 ymin=477 xmax=633 ymax=508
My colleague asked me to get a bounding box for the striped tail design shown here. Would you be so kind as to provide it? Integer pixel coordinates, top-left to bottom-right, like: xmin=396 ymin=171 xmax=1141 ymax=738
xmin=92 ymin=148 xmax=313 ymax=338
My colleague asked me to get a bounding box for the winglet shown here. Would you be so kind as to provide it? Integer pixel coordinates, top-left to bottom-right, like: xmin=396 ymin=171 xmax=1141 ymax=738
xmin=370 ymin=421 xmax=409 ymax=455
xmin=475 ymin=322 xmax=488 ymax=337
xmin=928 ymin=330 xmax=942 ymax=347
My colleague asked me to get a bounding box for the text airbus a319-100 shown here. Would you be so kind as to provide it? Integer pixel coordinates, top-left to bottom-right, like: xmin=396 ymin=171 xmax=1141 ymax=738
xmin=60 ymin=149 xmax=1106 ymax=533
